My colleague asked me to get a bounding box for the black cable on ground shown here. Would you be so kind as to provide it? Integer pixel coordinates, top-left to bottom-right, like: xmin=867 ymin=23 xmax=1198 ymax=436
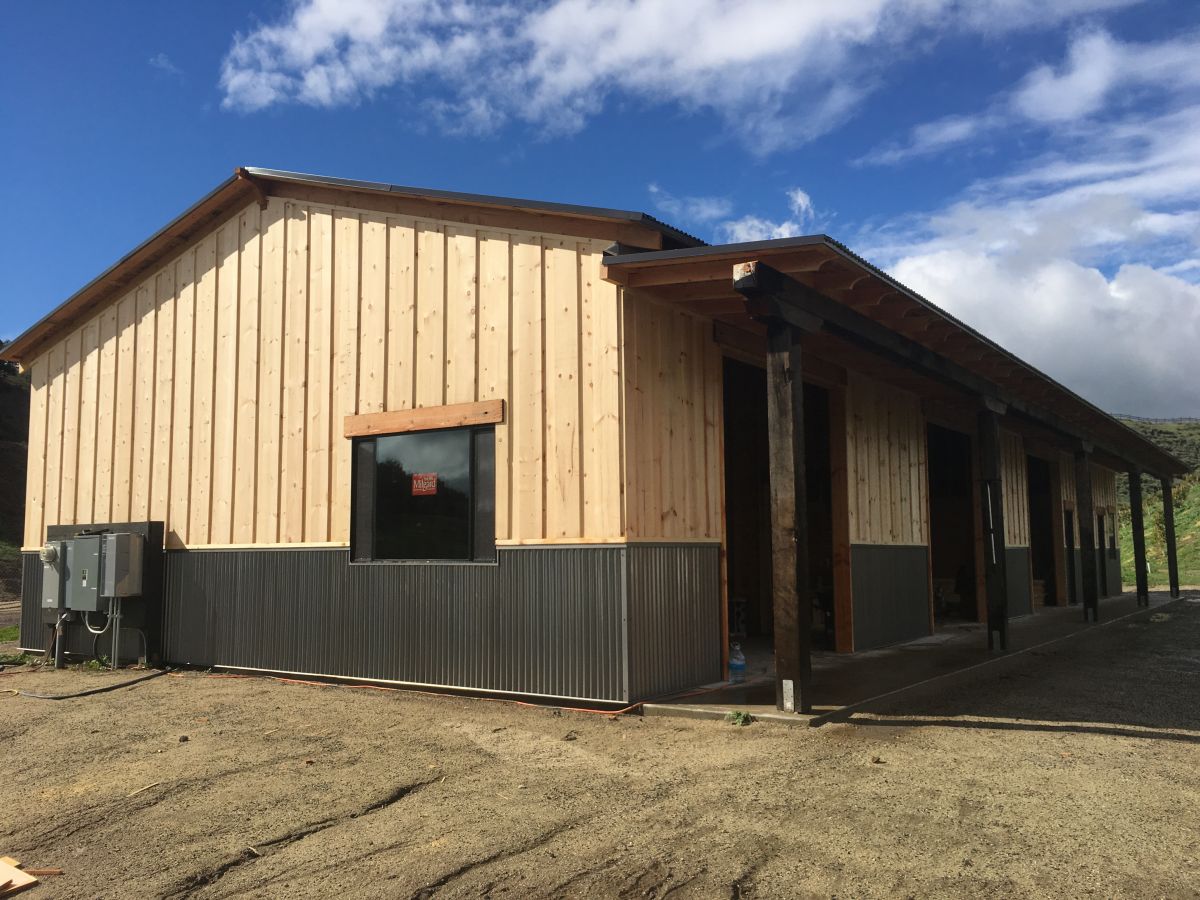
xmin=8 ymin=668 xmax=170 ymax=701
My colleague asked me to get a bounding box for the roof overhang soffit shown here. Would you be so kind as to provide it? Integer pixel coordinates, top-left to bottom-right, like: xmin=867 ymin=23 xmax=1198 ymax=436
xmin=602 ymin=249 xmax=1186 ymax=478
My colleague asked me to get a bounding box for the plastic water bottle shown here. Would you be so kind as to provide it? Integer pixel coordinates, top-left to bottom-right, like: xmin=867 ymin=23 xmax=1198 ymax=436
xmin=729 ymin=643 xmax=746 ymax=684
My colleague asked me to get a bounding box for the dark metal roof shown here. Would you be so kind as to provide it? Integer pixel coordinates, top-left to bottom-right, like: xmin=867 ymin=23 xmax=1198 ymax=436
xmin=606 ymin=234 xmax=1190 ymax=476
xmin=244 ymin=167 xmax=707 ymax=249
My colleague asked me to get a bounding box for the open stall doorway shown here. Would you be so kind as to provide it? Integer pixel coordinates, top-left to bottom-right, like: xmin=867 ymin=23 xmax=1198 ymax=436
xmin=927 ymin=424 xmax=978 ymax=623
xmin=722 ymin=358 xmax=836 ymax=677
xmin=1026 ymin=455 xmax=1058 ymax=607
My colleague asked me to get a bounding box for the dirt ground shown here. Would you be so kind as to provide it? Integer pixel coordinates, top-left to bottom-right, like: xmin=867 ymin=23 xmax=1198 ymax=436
xmin=2 ymin=593 xmax=1200 ymax=899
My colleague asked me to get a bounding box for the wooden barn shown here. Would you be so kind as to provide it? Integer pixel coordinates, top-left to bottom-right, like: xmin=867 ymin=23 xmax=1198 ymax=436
xmin=3 ymin=168 xmax=1188 ymax=712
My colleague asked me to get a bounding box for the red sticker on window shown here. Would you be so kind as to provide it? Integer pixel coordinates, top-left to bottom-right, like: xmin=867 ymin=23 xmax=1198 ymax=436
xmin=412 ymin=473 xmax=438 ymax=496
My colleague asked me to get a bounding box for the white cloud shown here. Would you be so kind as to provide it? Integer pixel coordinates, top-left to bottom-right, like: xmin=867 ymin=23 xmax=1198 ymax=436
xmin=860 ymin=100 xmax=1200 ymax=415
xmin=862 ymin=29 xmax=1200 ymax=165
xmin=889 ymin=251 xmax=1200 ymax=416
xmin=1013 ymin=28 xmax=1200 ymax=123
xmin=1012 ymin=30 xmax=1122 ymax=122
xmin=787 ymin=188 xmax=815 ymax=226
xmin=648 ymin=184 xmax=733 ymax=225
xmin=219 ymin=0 xmax=1139 ymax=150
xmin=717 ymin=215 xmax=804 ymax=243
xmin=857 ymin=112 xmax=1001 ymax=165
xmin=713 ymin=186 xmax=822 ymax=243
xmin=149 ymin=52 xmax=182 ymax=77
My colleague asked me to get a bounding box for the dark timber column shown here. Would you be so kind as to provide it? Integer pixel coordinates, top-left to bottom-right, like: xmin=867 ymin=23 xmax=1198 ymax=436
xmin=734 ymin=260 xmax=819 ymax=714
xmin=1075 ymin=448 xmax=1099 ymax=621
xmin=1128 ymin=469 xmax=1149 ymax=607
xmin=978 ymin=404 xmax=1009 ymax=650
xmin=1162 ymin=477 xmax=1180 ymax=599
xmin=764 ymin=318 xmax=812 ymax=713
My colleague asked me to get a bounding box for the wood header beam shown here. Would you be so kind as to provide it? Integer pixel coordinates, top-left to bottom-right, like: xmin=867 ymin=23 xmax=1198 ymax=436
xmin=344 ymin=400 xmax=505 ymax=438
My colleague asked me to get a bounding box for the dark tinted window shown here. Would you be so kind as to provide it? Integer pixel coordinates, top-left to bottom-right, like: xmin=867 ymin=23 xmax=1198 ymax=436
xmin=352 ymin=426 xmax=495 ymax=562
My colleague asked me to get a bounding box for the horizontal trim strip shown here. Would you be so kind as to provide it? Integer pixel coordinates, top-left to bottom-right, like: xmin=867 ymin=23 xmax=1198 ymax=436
xmin=849 ymin=542 xmax=930 ymax=549
xmin=209 ymin=663 xmax=627 ymax=707
xmin=26 ymin=536 xmax=724 ymax=553
xmin=344 ymin=399 xmax=505 ymax=438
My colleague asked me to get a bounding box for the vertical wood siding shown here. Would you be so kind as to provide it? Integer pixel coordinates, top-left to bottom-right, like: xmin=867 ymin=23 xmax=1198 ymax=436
xmin=1058 ymin=454 xmax=1119 ymax=549
xmin=1092 ymin=464 xmax=1119 ymax=548
xmin=620 ymin=293 xmax=724 ymax=541
xmin=845 ymin=372 xmax=928 ymax=546
xmin=24 ymin=198 xmax=625 ymax=549
xmin=1001 ymin=429 xmax=1030 ymax=548
xmin=1060 ymin=451 xmax=1077 ymax=548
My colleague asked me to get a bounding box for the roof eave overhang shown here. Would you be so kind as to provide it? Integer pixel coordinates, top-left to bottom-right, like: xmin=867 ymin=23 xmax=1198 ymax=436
xmin=603 ymin=237 xmax=1190 ymax=478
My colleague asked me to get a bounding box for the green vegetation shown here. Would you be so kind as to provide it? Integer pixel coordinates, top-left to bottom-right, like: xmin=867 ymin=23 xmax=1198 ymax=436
xmin=725 ymin=710 xmax=754 ymax=726
xmin=1118 ymin=418 xmax=1200 ymax=588
xmin=0 ymin=625 xmax=18 ymax=642
xmin=1119 ymin=419 xmax=1200 ymax=476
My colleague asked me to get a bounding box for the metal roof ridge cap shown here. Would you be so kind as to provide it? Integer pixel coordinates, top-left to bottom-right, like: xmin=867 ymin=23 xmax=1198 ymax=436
xmin=242 ymin=166 xmax=702 ymax=236
xmin=603 ymin=233 xmax=830 ymax=267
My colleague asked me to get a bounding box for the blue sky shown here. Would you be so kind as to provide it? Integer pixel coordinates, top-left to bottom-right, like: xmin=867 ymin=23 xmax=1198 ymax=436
xmin=2 ymin=0 xmax=1198 ymax=414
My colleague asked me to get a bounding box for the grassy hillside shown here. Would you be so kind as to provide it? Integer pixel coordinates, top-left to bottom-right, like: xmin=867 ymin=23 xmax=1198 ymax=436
xmin=1118 ymin=417 xmax=1200 ymax=588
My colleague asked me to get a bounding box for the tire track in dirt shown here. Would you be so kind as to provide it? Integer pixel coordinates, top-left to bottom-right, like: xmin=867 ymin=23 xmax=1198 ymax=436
xmin=163 ymin=774 xmax=444 ymax=899
xmin=407 ymin=824 xmax=578 ymax=900
xmin=12 ymin=749 xmax=321 ymax=851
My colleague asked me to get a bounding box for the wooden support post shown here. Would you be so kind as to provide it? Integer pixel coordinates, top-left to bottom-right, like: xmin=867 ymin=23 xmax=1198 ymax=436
xmin=1049 ymin=460 xmax=1069 ymax=606
xmin=764 ymin=318 xmax=812 ymax=713
xmin=1128 ymin=470 xmax=1149 ymax=607
xmin=1075 ymin=449 xmax=1099 ymax=621
xmin=1161 ymin=477 xmax=1181 ymax=599
xmin=978 ymin=406 xmax=1009 ymax=650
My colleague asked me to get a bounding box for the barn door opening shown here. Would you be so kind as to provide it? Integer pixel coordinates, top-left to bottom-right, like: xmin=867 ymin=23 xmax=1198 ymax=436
xmin=927 ymin=423 xmax=977 ymax=623
xmin=1026 ymin=455 xmax=1058 ymax=608
xmin=722 ymin=358 xmax=835 ymax=676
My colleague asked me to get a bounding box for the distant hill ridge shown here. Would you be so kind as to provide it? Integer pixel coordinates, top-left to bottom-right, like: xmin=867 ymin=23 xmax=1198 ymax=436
xmin=1115 ymin=414 xmax=1200 ymax=424
xmin=1115 ymin=417 xmax=1200 ymax=478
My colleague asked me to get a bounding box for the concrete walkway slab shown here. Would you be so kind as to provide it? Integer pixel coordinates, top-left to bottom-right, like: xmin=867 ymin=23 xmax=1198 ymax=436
xmin=644 ymin=590 xmax=1185 ymax=725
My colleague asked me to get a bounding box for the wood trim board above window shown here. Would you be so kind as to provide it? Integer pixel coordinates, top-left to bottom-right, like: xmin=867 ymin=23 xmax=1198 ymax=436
xmin=344 ymin=399 xmax=505 ymax=439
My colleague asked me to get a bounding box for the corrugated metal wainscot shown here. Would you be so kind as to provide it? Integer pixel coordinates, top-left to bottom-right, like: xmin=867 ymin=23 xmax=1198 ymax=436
xmin=163 ymin=546 xmax=628 ymax=703
xmin=20 ymin=543 xmax=725 ymax=703
xmin=154 ymin=542 xmax=724 ymax=704
xmin=625 ymin=543 xmax=722 ymax=700
xmin=19 ymin=553 xmax=41 ymax=650
xmin=851 ymin=545 xmax=931 ymax=650
xmin=1005 ymin=549 xmax=1033 ymax=617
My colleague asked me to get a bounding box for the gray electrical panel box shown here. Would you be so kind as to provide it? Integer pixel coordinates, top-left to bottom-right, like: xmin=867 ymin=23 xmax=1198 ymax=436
xmin=102 ymin=533 xmax=145 ymax=597
xmin=65 ymin=536 xmax=103 ymax=612
xmin=41 ymin=540 xmax=67 ymax=612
